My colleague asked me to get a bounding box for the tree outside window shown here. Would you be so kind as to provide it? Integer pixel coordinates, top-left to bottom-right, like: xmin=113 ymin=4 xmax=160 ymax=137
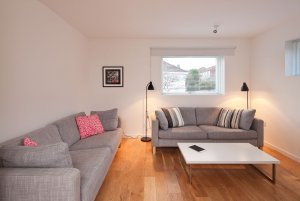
xmin=161 ymin=57 xmax=224 ymax=95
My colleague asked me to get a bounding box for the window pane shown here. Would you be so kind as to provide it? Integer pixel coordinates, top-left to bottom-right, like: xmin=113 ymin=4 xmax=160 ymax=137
xmin=285 ymin=39 xmax=300 ymax=76
xmin=161 ymin=57 xmax=223 ymax=95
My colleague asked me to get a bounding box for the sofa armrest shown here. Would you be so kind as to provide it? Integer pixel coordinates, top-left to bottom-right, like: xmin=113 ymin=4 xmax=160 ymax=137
xmin=0 ymin=168 xmax=80 ymax=201
xmin=117 ymin=117 xmax=121 ymax=128
xmin=151 ymin=115 xmax=159 ymax=148
xmin=250 ymin=118 xmax=264 ymax=148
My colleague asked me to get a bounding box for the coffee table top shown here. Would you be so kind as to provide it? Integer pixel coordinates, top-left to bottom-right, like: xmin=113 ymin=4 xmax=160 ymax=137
xmin=178 ymin=143 xmax=280 ymax=165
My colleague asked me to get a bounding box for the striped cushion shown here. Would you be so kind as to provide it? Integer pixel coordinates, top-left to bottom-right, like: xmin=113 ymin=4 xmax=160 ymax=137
xmin=231 ymin=109 xmax=243 ymax=129
xmin=217 ymin=108 xmax=233 ymax=128
xmin=161 ymin=107 xmax=185 ymax=128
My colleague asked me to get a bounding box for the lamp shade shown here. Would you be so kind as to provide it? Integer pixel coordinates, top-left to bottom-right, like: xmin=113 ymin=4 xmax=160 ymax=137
xmin=241 ymin=82 xmax=249 ymax=91
xmin=147 ymin=81 xmax=154 ymax=90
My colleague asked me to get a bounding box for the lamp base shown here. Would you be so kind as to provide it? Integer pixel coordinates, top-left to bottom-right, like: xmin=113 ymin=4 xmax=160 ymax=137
xmin=141 ymin=137 xmax=151 ymax=142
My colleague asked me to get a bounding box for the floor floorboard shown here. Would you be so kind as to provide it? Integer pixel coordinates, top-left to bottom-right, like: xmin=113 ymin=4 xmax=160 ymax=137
xmin=95 ymin=139 xmax=300 ymax=201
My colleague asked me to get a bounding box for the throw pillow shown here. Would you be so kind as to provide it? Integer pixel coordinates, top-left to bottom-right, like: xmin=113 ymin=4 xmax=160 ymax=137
xmin=239 ymin=109 xmax=256 ymax=130
xmin=76 ymin=114 xmax=104 ymax=139
xmin=0 ymin=142 xmax=73 ymax=168
xmin=161 ymin=107 xmax=184 ymax=128
xmin=230 ymin=109 xmax=243 ymax=129
xmin=155 ymin=110 xmax=168 ymax=130
xmin=217 ymin=108 xmax=233 ymax=128
xmin=23 ymin=137 xmax=38 ymax=147
xmin=90 ymin=108 xmax=118 ymax=131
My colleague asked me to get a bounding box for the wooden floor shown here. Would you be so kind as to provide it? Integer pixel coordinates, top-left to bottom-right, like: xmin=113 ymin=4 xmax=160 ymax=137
xmin=95 ymin=139 xmax=300 ymax=201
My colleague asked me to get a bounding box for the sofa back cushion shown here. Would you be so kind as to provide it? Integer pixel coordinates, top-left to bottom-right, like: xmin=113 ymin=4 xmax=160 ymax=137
xmin=0 ymin=125 xmax=63 ymax=147
xmin=91 ymin=108 xmax=118 ymax=131
xmin=239 ymin=109 xmax=256 ymax=130
xmin=179 ymin=107 xmax=196 ymax=125
xmin=52 ymin=112 xmax=86 ymax=147
xmin=196 ymin=107 xmax=222 ymax=125
xmin=155 ymin=110 xmax=169 ymax=130
xmin=0 ymin=142 xmax=73 ymax=168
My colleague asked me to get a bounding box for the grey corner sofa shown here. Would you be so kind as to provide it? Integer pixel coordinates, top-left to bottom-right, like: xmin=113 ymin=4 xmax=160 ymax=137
xmin=0 ymin=110 xmax=122 ymax=201
xmin=151 ymin=107 xmax=264 ymax=154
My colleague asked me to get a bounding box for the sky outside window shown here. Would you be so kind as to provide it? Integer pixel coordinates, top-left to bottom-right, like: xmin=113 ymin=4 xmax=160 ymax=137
xmin=163 ymin=57 xmax=217 ymax=70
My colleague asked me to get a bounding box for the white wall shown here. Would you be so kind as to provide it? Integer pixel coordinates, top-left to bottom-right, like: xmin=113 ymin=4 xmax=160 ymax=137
xmin=0 ymin=0 xmax=89 ymax=142
xmin=251 ymin=14 xmax=300 ymax=161
xmin=1 ymin=1 xmax=299 ymax=164
xmin=0 ymin=1 xmax=252 ymax=143
xmin=88 ymin=38 xmax=251 ymax=136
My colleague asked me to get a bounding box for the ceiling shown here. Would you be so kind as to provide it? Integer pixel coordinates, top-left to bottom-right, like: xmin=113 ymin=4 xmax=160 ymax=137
xmin=38 ymin=0 xmax=300 ymax=38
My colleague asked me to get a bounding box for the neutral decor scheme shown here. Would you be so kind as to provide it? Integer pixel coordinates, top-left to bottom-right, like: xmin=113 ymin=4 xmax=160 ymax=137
xmin=141 ymin=81 xmax=154 ymax=142
xmin=102 ymin=66 xmax=124 ymax=87
xmin=241 ymin=82 xmax=249 ymax=109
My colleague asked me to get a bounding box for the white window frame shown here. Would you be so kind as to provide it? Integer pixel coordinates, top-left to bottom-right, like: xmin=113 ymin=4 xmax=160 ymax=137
xmin=161 ymin=56 xmax=225 ymax=95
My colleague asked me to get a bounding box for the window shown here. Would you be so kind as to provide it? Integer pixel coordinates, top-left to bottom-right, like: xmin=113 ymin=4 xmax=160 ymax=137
xmin=161 ymin=56 xmax=224 ymax=95
xmin=285 ymin=39 xmax=300 ymax=76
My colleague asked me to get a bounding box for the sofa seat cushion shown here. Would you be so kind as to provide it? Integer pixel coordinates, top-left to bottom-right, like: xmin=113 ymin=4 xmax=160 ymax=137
xmin=159 ymin=126 xmax=207 ymax=140
xmin=70 ymin=148 xmax=112 ymax=201
xmin=199 ymin=125 xmax=257 ymax=140
xmin=69 ymin=128 xmax=122 ymax=152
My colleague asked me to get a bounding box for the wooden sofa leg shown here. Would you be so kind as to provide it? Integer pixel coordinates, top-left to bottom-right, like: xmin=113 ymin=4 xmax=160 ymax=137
xmin=152 ymin=146 xmax=156 ymax=155
xmin=118 ymin=142 xmax=121 ymax=148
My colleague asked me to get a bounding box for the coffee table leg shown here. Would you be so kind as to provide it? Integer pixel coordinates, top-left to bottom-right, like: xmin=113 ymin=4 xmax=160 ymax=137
xmin=179 ymin=152 xmax=193 ymax=184
xmin=272 ymin=164 xmax=276 ymax=183
xmin=251 ymin=164 xmax=277 ymax=184
xmin=189 ymin=165 xmax=192 ymax=184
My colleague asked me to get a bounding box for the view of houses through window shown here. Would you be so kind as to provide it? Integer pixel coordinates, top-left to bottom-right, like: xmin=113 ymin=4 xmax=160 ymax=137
xmin=161 ymin=57 xmax=224 ymax=95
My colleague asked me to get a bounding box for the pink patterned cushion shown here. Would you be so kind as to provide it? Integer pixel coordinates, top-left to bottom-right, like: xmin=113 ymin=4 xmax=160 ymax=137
xmin=76 ymin=114 xmax=104 ymax=139
xmin=23 ymin=137 xmax=38 ymax=147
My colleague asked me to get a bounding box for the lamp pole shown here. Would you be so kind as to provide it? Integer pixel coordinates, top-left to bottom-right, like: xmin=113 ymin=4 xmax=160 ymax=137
xmin=246 ymin=90 xmax=249 ymax=109
xmin=141 ymin=82 xmax=154 ymax=142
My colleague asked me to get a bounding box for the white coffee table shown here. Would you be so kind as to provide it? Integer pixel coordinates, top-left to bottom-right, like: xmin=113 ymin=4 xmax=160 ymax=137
xmin=178 ymin=143 xmax=280 ymax=184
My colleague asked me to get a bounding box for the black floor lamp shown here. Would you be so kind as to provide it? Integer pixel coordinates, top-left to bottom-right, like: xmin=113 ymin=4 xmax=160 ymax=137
xmin=241 ymin=82 xmax=249 ymax=109
xmin=141 ymin=81 xmax=154 ymax=142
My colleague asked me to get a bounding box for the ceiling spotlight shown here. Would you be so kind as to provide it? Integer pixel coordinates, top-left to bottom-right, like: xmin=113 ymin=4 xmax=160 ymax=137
xmin=213 ymin=25 xmax=219 ymax=34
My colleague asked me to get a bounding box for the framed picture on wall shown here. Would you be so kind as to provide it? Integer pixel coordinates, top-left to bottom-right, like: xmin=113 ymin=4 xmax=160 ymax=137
xmin=102 ymin=66 xmax=124 ymax=87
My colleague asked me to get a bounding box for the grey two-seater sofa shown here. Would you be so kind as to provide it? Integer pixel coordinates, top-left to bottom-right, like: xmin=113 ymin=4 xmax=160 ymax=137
xmin=152 ymin=107 xmax=264 ymax=154
xmin=0 ymin=110 xmax=122 ymax=201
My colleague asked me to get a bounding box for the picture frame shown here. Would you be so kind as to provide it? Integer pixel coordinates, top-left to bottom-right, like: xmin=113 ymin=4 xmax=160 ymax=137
xmin=102 ymin=66 xmax=124 ymax=87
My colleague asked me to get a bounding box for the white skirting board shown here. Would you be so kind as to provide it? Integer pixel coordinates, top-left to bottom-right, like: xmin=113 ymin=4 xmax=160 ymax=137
xmin=265 ymin=141 xmax=300 ymax=163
